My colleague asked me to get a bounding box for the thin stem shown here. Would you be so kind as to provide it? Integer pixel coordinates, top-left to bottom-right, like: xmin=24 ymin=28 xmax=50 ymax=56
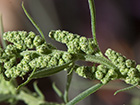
xmin=33 ymin=82 xmax=45 ymax=100
xmin=52 ymin=82 xmax=63 ymax=100
xmin=22 ymin=2 xmax=45 ymax=40
xmin=88 ymin=0 xmax=96 ymax=42
xmin=88 ymin=0 xmax=102 ymax=55
xmin=17 ymin=67 xmax=37 ymax=89
xmin=66 ymin=83 xmax=103 ymax=105
xmin=114 ymin=83 xmax=138 ymax=95
xmin=0 ymin=14 xmax=7 ymax=48
xmin=64 ymin=66 xmax=74 ymax=103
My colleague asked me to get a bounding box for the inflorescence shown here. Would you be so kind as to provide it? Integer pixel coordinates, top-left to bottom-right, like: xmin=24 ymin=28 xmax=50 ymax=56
xmin=0 ymin=30 xmax=140 ymax=88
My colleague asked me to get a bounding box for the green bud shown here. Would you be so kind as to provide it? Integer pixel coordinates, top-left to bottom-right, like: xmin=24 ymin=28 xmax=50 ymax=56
xmin=95 ymin=70 xmax=104 ymax=80
xmin=125 ymin=59 xmax=136 ymax=68
xmin=107 ymin=69 xmax=118 ymax=80
xmin=75 ymin=66 xmax=86 ymax=78
xmin=36 ymin=43 xmax=50 ymax=54
xmin=127 ymin=68 xmax=137 ymax=77
xmin=101 ymin=77 xmax=110 ymax=84
xmin=136 ymin=65 xmax=140 ymax=72
xmin=120 ymin=68 xmax=129 ymax=76
xmin=33 ymin=35 xmax=45 ymax=47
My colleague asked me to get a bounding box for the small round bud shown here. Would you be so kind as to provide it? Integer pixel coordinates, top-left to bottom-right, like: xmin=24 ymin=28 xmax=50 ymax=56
xmin=33 ymin=35 xmax=45 ymax=47
xmin=95 ymin=71 xmax=104 ymax=80
xmin=125 ymin=59 xmax=136 ymax=68
xmin=127 ymin=68 xmax=137 ymax=77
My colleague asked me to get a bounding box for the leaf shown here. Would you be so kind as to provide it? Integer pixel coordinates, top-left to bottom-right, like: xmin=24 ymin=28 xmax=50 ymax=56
xmin=22 ymin=2 xmax=45 ymax=40
xmin=0 ymin=94 xmax=13 ymax=102
xmin=66 ymin=83 xmax=103 ymax=105
xmin=64 ymin=66 xmax=74 ymax=103
xmin=52 ymin=82 xmax=63 ymax=99
xmin=33 ymin=81 xmax=45 ymax=100
xmin=17 ymin=67 xmax=37 ymax=89
xmin=114 ymin=83 xmax=138 ymax=95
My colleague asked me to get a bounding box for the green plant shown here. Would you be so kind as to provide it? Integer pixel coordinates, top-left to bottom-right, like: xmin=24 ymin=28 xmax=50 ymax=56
xmin=0 ymin=0 xmax=140 ymax=105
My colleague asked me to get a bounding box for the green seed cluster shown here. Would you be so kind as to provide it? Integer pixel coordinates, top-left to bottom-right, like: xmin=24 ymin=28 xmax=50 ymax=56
xmin=1 ymin=31 xmax=57 ymax=79
xmin=75 ymin=64 xmax=118 ymax=84
xmin=3 ymin=31 xmax=55 ymax=53
xmin=4 ymin=52 xmax=39 ymax=78
xmin=4 ymin=50 xmax=73 ymax=78
xmin=49 ymin=30 xmax=97 ymax=55
xmin=29 ymin=51 xmax=73 ymax=69
xmin=105 ymin=48 xmax=140 ymax=85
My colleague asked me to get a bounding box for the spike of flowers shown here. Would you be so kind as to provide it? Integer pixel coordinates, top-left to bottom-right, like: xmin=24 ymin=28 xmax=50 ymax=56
xmin=49 ymin=30 xmax=97 ymax=55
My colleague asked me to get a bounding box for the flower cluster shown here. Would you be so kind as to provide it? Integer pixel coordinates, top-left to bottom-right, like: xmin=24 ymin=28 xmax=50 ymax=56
xmin=1 ymin=31 xmax=56 ymax=79
xmin=29 ymin=50 xmax=73 ymax=69
xmin=49 ymin=30 xmax=97 ymax=55
xmin=4 ymin=49 xmax=73 ymax=78
xmin=105 ymin=48 xmax=140 ymax=85
xmin=75 ymin=64 xmax=118 ymax=84
xmin=4 ymin=51 xmax=39 ymax=78
xmin=3 ymin=31 xmax=55 ymax=53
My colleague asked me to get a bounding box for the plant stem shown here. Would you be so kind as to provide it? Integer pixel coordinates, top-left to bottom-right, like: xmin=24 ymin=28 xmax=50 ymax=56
xmin=64 ymin=66 xmax=74 ymax=103
xmin=66 ymin=83 xmax=103 ymax=105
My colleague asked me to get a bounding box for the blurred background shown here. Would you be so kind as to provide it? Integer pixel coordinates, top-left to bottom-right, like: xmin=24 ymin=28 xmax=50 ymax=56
xmin=0 ymin=0 xmax=140 ymax=105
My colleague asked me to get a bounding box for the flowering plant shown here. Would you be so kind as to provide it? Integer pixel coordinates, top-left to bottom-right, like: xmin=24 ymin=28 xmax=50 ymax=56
xmin=0 ymin=0 xmax=139 ymax=105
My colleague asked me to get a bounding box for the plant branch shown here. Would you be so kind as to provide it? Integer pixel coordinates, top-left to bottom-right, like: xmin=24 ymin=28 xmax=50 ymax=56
xmin=66 ymin=83 xmax=103 ymax=105
xmin=64 ymin=66 xmax=74 ymax=103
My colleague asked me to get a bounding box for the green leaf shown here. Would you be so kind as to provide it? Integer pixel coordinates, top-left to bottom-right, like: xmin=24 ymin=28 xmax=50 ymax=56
xmin=64 ymin=66 xmax=74 ymax=103
xmin=33 ymin=81 xmax=45 ymax=100
xmin=22 ymin=2 xmax=45 ymax=40
xmin=83 ymin=55 xmax=117 ymax=69
xmin=114 ymin=83 xmax=138 ymax=95
xmin=88 ymin=0 xmax=96 ymax=41
xmin=66 ymin=83 xmax=103 ymax=105
xmin=17 ymin=67 xmax=37 ymax=89
xmin=52 ymin=82 xmax=63 ymax=99
xmin=88 ymin=0 xmax=102 ymax=55
xmin=0 ymin=94 xmax=13 ymax=102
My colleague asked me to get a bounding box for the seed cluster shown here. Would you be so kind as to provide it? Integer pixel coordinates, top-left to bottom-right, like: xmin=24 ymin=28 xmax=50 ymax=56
xmin=4 ymin=50 xmax=73 ymax=78
xmin=49 ymin=30 xmax=97 ymax=55
xmin=1 ymin=31 xmax=57 ymax=79
xmin=105 ymin=48 xmax=140 ymax=85
xmin=75 ymin=64 xmax=118 ymax=84
xmin=29 ymin=51 xmax=73 ymax=69
xmin=3 ymin=31 xmax=55 ymax=53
